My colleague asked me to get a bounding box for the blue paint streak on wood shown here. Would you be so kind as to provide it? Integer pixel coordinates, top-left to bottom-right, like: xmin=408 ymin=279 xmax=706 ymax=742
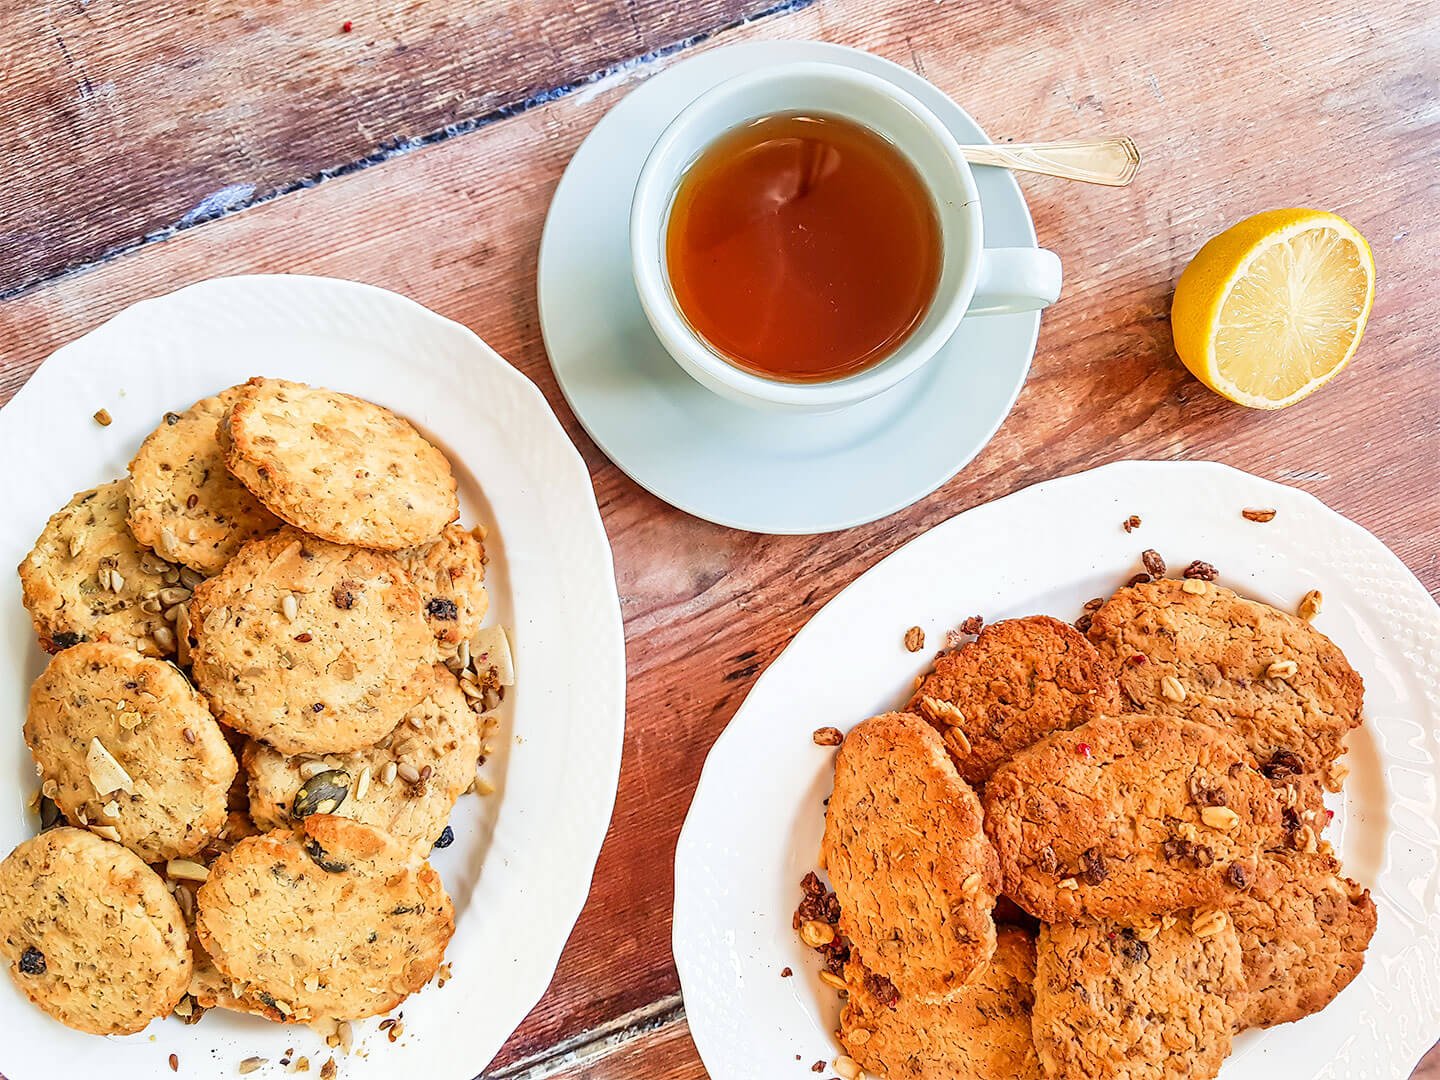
xmin=0 ymin=0 xmax=818 ymax=302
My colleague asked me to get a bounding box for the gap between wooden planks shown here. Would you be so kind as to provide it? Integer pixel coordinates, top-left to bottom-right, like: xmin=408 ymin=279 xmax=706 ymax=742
xmin=0 ymin=0 xmax=797 ymax=296
xmin=1 ymin=0 xmax=1438 ymax=1076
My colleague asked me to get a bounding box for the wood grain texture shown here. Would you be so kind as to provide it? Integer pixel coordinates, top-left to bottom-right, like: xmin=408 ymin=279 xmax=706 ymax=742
xmin=0 ymin=0 xmax=786 ymax=296
xmin=0 ymin=0 xmax=1436 ymax=1076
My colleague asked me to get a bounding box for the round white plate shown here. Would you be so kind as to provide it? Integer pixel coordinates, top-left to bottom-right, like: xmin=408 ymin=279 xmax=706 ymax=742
xmin=537 ymin=41 xmax=1042 ymax=534
xmin=0 ymin=276 xmax=626 ymax=1080
xmin=674 ymin=460 xmax=1440 ymax=1080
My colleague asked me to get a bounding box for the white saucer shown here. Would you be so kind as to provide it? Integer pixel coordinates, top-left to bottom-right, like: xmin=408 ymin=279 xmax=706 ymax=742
xmin=537 ymin=41 xmax=1043 ymax=534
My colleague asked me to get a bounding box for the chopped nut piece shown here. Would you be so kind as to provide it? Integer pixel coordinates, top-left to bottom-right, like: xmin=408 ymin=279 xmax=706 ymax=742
xmin=1192 ymin=909 xmax=1228 ymax=937
xmin=1326 ymin=759 xmax=1351 ymax=789
xmin=1181 ymin=578 xmax=1208 ymax=595
xmin=956 ymin=615 xmax=984 ymax=636
xmin=1160 ymin=675 xmax=1186 ymax=702
xmin=1141 ymin=549 xmax=1166 ymax=577
xmin=834 ymin=1055 xmax=863 ymax=1080
xmin=812 ymin=727 xmax=843 ymax=747
xmin=917 ymin=695 xmax=965 ymax=727
xmin=93 ymin=408 xmax=113 ymax=426
xmin=1056 ymin=876 xmax=1079 ymax=890
xmin=1266 ymin=659 xmax=1299 ymax=679
xmin=903 ymin=626 xmax=925 ymax=652
xmin=1200 ymin=806 xmax=1241 ymax=831
xmin=800 ymin=920 xmax=836 ymax=948
xmin=1122 ymin=514 xmax=1141 ymax=532
xmin=1182 ymin=560 xmax=1219 ymax=580
xmin=86 ymin=737 xmax=135 ymax=795
xmin=1242 ymin=507 xmax=1277 ymax=523
xmin=959 ymin=871 xmax=983 ymax=898
xmin=818 ymin=970 xmax=848 ymax=992
xmin=239 ymin=1059 xmax=267 ymax=1076
xmin=166 ymin=859 xmax=211 ymax=882
xmin=169 ymin=1053 xmax=179 ymax=1072
xmin=1298 ymin=588 xmax=1323 ymax=621
xmin=943 ymin=726 xmax=972 ymax=759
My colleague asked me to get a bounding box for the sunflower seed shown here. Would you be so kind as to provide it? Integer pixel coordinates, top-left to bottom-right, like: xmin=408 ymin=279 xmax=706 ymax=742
xmin=179 ymin=566 xmax=204 ymax=589
xmin=68 ymin=534 xmax=85 ymax=558
xmin=299 ymin=760 xmax=331 ymax=780
xmin=355 ymin=765 xmax=371 ymax=800
xmin=396 ymin=762 xmax=421 ymax=784
xmin=158 ymin=586 xmax=192 ymax=606
xmin=381 ymin=761 xmax=398 ymax=785
xmin=152 ymin=625 xmax=177 ymax=653
xmin=282 ymin=594 xmax=299 ymax=622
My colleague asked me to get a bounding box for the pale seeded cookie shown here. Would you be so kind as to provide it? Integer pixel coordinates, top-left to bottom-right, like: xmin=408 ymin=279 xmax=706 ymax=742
xmin=1231 ymin=849 xmax=1376 ymax=1028
xmin=245 ymin=665 xmax=480 ymax=856
xmin=1087 ymin=579 xmax=1364 ymax=791
xmin=983 ymin=713 xmax=1283 ymax=922
xmin=839 ymin=926 xmax=1043 ymax=1080
xmin=224 ymin=377 xmax=458 ymax=550
xmin=0 ymin=827 xmax=191 ymax=1034
xmin=396 ymin=524 xmax=489 ymax=654
xmin=821 ymin=712 xmax=1001 ymax=1001
xmin=25 ymin=642 xmax=237 ymax=862
xmin=18 ymin=479 xmax=187 ymax=657
xmin=127 ymin=387 xmax=282 ymax=575
xmin=1033 ymin=912 xmax=1245 ymax=1080
xmin=189 ymin=528 xmax=433 ymax=755
xmin=909 ymin=615 xmax=1119 ymax=784
xmin=195 ymin=814 xmax=454 ymax=1021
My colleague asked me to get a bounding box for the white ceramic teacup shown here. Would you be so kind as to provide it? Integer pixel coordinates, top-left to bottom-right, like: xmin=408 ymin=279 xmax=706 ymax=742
xmin=630 ymin=61 xmax=1062 ymax=412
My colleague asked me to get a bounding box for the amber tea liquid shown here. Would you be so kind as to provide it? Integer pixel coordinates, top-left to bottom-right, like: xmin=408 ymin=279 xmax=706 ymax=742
xmin=664 ymin=112 xmax=942 ymax=383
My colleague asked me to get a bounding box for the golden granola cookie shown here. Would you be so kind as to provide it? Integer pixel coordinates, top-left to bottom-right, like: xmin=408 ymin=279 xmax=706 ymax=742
xmin=25 ymin=642 xmax=237 ymax=862
xmin=839 ymin=926 xmax=1043 ymax=1079
xmin=0 ymin=827 xmax=191 ymax=1034
xmin=224 ymin=377 xmax=458 ymax=550
xmin=195 ymin=815 xmax=454 ymax=1021
xmin=1231 ymin=849 xmax=1376 ymax=1028
xmin=188 ymin=528 xmax=433 ymax=755
xmin=245 ymin=666 xmax=480 ymax=856
xmin=909 ymin=615 xmax=1119 ymax=783
xmin=127 ymin=387 xmax=282 ymax=574
xmin=18 ymin=479 xmax=183 ymax=657
xmin=396 ymin=524 xmax=489 ymax=654
xmin=1088 ymin=579 xmax=1364 ymax=791
xmin=822 ymin=712 xmax=1001 ymax=1001
xmin=1033 ymin=912 xmax=1245 ymax=1080
xmin=983 ymin=713 xmax=1283 ymax=922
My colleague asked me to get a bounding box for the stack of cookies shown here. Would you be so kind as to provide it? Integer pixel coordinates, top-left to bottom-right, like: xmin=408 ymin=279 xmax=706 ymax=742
xmin=806 ymin=572 xmax=1375 ymax=1080
xmin=1 ymin=378 xmax=509 ymax=1039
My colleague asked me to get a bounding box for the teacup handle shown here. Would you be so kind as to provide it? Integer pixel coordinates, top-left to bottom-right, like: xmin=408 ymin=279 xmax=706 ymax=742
xmin=967 ymin=248 xmax=1063 ymax=316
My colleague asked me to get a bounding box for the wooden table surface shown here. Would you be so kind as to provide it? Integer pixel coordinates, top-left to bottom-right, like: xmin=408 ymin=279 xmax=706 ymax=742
xmin=1 ymin=1 xmax=1437 ymax=1076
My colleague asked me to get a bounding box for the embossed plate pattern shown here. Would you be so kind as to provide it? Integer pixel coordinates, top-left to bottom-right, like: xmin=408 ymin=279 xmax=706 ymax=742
xmin=675 ymin=460 xmax=1440 ymax=1080
xmin=0 ymin=276 xmax=626 ymax=1079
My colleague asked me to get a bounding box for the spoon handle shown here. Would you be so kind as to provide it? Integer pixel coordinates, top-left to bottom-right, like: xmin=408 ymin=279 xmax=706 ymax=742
xmin=959 ymin=137 xmax=1141 ymax=186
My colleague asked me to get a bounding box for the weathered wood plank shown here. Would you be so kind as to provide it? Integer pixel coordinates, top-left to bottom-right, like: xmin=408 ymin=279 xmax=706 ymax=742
xmin=0 ymin=0 xmax=786 ymax=295
xmin=514 ymin=1015 xmax=704 ymax=1080
xmin=0 ymin=0 xmax=1436 ymax=1076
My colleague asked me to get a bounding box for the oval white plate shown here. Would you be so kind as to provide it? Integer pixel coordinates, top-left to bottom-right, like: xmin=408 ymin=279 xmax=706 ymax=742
xmin=0 ymin=276 xmax=626 ymax=1080
xmin=538 ymin=40 xmax=1042 ymax=534
xmin=674 ymin=460 xmax=1440 ymax=1080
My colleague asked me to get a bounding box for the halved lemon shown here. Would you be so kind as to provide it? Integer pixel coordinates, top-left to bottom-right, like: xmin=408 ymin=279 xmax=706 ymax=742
xmin=1172 ymin=209 xmax=1375 ymax=409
